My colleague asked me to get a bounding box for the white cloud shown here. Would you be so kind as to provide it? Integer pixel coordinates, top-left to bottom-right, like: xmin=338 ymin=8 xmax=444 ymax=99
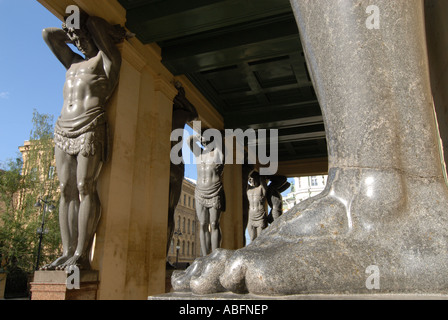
xmin=0 ymin=92 xmax=10 ymax=99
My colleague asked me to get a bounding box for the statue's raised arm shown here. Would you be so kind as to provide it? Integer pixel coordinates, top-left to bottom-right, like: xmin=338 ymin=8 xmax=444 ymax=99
xmin=85 ymin=16 xmax=125 ymax=88
xmin=42 ymin=27 xmax=82 ymax=69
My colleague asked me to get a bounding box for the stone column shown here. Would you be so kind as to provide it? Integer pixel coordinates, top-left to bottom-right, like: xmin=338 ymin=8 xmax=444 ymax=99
xmin=90 ymin=41 xmax=177 ymax=299
xmin=221 ymin=163 xmax=244 ymax=250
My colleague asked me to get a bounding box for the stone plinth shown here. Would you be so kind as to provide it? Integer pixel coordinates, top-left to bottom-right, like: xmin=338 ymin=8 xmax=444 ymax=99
xmin=30 ymin=270 xmax=99 ymax=300
xmin=0 ymin=273 xmax=6 ymax=299
xmin=150 ymin=292 xmax=448 ymax=300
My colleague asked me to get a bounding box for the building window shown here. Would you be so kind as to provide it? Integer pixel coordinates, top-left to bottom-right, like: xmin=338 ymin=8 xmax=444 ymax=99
xmin=183 ymin=218 xmax=186 ymax=233
xmin=30 ymin=167 xmax=38 ymax=181
xmin=188 ymin=196 xmax=191 ymax=207
xmin=193 ymin=199 xmax=195 ymax=209
xmin=184 ymin=194 xmax=186 ymax=205
xmin=192 ymin=221 xmax=195 ymax=235
xmin=310 ymin=176 xmax=318 ymax=187
xmin=48 ymin=166 xmax=55 ymax=180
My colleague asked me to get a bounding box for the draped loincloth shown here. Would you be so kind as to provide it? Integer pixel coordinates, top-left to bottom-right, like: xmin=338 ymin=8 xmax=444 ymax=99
xmin=54 ymin=108 xmax=108 ymax=162
xmin=195 ymin=181 xmax=226 ymax=212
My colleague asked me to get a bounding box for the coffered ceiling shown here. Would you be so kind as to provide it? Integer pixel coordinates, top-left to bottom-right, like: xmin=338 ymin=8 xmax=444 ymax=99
xmin=118 ymin=0 xmax=327 ymax=164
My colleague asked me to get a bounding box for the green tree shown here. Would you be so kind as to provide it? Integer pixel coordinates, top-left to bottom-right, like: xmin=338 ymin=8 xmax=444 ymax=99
xmin=0 ymin=109 xmax=61 ymax=274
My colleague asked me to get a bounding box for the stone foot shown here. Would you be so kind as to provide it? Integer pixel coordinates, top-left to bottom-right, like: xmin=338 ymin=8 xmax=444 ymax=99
xmin=51 ymin=253 xmax=90 ymax=270
xmin=40 ymin=254 xmax=72 ymax=270
xmin=174 ymin=168 xmax=448 ymax=295
xmin=172 ymin=250 xmax=234 ymax=294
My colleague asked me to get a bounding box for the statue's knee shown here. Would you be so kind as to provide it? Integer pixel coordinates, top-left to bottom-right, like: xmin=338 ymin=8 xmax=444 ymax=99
xmin=59 ymin=182 xmax=76 ymax=198
xmin=77 ymin=179 xmax=94 ymax=197
xmin=210 ymin=222 xmax=219 ymax=231
xmin=200 ymin=223 xmax=209 ymax=232
xmin=59 ymin=182 xmax=67 ymax=194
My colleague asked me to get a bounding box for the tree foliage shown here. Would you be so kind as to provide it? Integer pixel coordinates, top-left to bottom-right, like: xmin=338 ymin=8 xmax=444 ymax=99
xmin=0 ymin=110 xmax=61 ymax=273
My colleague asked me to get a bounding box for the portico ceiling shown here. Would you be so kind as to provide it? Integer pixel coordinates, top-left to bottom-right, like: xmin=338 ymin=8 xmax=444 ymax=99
xmin=117 ymin=0 xmax=327 ymax=165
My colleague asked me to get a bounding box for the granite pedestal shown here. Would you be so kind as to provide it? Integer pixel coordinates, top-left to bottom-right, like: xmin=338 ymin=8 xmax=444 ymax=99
xmin=30 ymin=270 xmax=99 ymax=300
xmin=150 ymin=292 xmax=448 ymax=300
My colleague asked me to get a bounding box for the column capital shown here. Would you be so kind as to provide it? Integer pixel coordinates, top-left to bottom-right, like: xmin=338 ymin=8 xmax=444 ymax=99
xmin=37 ymin=0 xmax=126 ymax=25
xmin=119 ymin=41 xmax=147 ymax=72
xmin=154 ymin=78 xmax=178 ymax=101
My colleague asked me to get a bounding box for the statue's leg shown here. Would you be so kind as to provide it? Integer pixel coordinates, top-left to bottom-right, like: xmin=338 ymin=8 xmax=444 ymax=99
xmin=247 ymin=222 xmax=255 ymax=242
xmin=59 ymin=151 xmax=103 ymax=270
xmin=197 ymin=204 xmax=211 ymax=256
xmin=175 ymin=0 xmax=448 ymax=295
xmin=42 ymin=147 xmax=79 ymax=270
xmin=209 ymin=207 xmax=222 ymax=252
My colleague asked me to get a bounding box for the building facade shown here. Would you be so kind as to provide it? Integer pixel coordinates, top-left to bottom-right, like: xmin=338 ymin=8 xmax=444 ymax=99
xmin=166 ymin=178 xmax=201 ymax=267
xmin=283 ymin=175 xmax=328 ymax=211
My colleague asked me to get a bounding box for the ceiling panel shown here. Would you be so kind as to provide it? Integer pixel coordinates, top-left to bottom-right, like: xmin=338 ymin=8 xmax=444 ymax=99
xmin=118 ymin=0 xmax=328 ymax=163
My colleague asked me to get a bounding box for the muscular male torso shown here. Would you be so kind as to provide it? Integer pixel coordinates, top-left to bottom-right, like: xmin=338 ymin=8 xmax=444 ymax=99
xmin=61 ymin=53 xmax=110 ymax=121
xmin=197 ymin=152 xmax=223 ymax=189
xmin=247 ymin=185 xmax=266 ymax=214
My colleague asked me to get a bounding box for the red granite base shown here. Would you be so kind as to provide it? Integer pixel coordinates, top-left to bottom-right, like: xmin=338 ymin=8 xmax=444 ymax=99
xmin=30 ymin=270 xmax=99 ymax=300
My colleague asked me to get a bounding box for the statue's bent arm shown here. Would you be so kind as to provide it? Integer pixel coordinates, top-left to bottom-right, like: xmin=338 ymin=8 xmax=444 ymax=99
xmin=86 ymin=17 xmax=122 ymax=88
xmin=42 ymin=27 xmax=82 ymax=69
xmin=187 ymin=134 xmax=202 ymax=158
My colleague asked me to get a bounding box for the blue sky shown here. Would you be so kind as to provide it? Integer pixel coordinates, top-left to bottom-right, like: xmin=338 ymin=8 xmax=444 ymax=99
xmin=0 ymin=1 xmax=63 ymax=167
